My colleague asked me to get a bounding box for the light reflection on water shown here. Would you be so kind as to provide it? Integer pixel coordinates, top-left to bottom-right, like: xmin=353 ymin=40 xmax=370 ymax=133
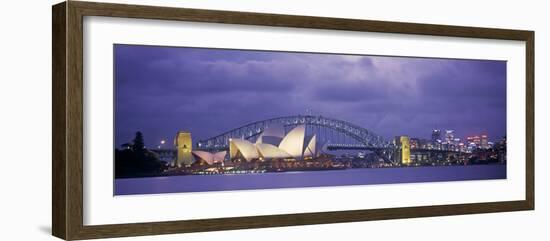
xmin=115 ymin=164 xmax=506 ymax=196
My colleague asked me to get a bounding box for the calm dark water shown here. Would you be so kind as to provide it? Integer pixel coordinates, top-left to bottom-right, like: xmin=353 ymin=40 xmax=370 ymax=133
xmin=114 ymin=165 xmax=506 ymax=195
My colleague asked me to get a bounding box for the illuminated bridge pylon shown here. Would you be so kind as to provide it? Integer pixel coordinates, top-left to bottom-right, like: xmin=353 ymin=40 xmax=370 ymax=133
xmin=196 ymin=115 xmax=393 ymax=153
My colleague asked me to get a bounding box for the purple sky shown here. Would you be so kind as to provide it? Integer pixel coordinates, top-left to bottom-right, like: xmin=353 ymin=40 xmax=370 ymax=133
xmin=114 ymin=44 xmax=506 ymax=148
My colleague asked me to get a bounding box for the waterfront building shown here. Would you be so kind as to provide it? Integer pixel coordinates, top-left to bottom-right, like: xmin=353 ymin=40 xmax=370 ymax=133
xmin=418 ymin=139 xmax=429 ymax=149
xmin=466 ymin=135 xmax=488 ymax=150
xmin=410 ymin=138 xmax=419 ymax=149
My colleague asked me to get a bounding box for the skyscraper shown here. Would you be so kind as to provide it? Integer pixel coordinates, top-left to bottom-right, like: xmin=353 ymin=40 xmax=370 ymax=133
xmin=473 ymin=136 xmax=481 ymax=146
xmin=444 ymin=130 xmax=455 ymax=143
xmin=443 ymin=130 xmax=455 ymax=150
xmin=431 ymin=129 xmax=441 ymax=149
xmin=481 ymin=134 xmax=489 ymax=149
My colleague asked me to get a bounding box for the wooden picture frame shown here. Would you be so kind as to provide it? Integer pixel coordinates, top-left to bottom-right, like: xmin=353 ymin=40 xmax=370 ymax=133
xmin=52 ymin=1 xmax=534 ymax=240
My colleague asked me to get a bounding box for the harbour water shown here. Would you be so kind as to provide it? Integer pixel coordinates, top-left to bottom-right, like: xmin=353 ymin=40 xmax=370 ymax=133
xmin=114 ymin=164 xmax=506 ymax=195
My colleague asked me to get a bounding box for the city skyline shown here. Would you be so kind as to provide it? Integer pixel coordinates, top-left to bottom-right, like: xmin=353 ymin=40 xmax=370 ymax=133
xmin=115 ymin=44 xmax=506 ymax=148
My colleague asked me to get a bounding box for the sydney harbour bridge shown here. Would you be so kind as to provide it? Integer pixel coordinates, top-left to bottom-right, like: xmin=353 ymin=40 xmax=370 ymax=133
xmin=197 ymin=115 xmax=391 ymax=149
xmin=195 ymin=115 xmax=399 ymax=161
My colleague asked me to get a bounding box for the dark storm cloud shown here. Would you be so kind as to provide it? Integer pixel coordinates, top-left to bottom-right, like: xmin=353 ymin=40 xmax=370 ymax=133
xmin=114 ymin=44 xmax=506 ymax=147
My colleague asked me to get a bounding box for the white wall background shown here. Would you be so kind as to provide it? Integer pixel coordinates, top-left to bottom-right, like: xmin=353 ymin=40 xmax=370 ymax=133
xmin=0 ymin=0 xmax=547 ymax=240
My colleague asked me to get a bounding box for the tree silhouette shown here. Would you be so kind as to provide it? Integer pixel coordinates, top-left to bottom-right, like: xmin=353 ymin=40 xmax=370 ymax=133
xmin=133 ymin=131 xmax=145 ymax=151
xmin=115 ymin=131 xmax=166 ymax=178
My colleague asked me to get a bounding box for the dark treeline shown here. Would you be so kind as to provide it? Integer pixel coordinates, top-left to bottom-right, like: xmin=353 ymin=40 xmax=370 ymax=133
xmin=115 ymin=131 xmax=167 ymax=178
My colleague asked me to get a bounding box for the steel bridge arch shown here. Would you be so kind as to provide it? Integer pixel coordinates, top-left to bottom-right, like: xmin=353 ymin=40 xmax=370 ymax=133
xmin=196 ymin=115 xmax=391 ymax=150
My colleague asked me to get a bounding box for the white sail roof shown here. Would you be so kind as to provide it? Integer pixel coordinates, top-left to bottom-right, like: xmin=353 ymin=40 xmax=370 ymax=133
xmin=278 ymin=125 xmax=306 ymax=159
xmin=255 ymin=143 xmax=291 ymax=159
xmin=192 ymin=150 xmax=227 ymax=165
xmin=213 ymin=151 xmax=227 ymax=163
xmin=229 ymin=138 xmax=259 ymax=162
xmin=303 ymin=134 xmax=316 ymax=158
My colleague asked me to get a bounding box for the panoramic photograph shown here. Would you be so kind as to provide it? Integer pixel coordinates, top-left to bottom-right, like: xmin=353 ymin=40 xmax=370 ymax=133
xmin=113 ymin=44 xmax=507 ymax=195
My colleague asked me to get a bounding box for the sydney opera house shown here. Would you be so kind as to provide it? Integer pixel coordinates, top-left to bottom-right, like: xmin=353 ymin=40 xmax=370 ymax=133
xmin=174 ymin=124 xmax=317 ymax=166
xmin=229 ymin=124 xmax=317 ymax=162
